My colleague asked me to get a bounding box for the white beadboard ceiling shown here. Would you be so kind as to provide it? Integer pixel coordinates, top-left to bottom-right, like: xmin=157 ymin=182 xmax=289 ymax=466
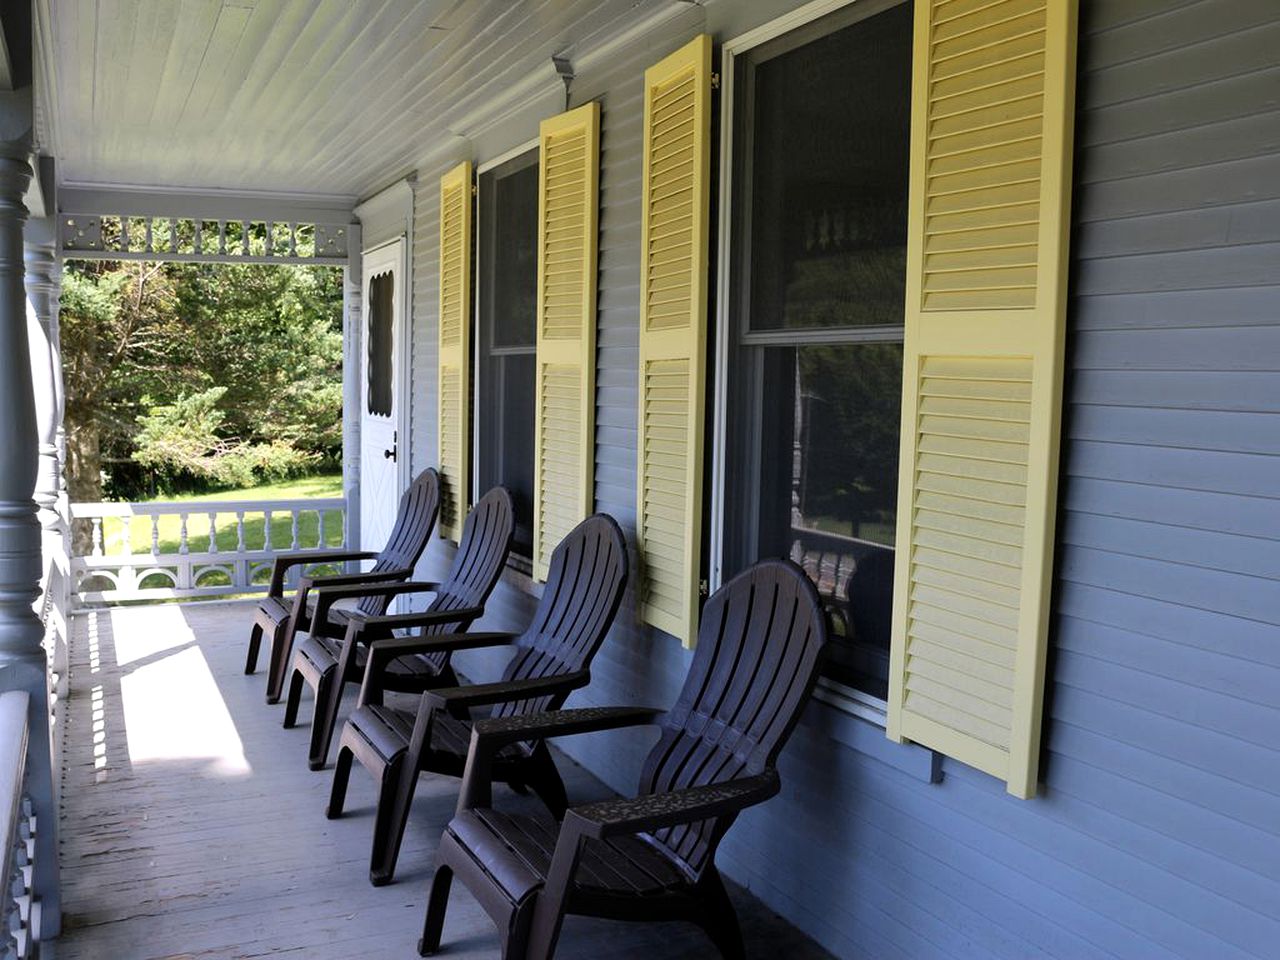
xmin=34 ymin=0 xmax=693 ymax=204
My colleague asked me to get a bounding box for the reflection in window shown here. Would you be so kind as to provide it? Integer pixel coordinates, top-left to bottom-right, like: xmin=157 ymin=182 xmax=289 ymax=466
xmin=722 ymin=1 xmax=912 ymax=699
xmin=477 ymin=150 xmax=539 ymax=561
xmin=367 ymin=271 xmax=394 ymax=417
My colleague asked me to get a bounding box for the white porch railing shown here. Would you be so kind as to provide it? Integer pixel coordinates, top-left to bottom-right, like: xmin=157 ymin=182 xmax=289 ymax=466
xmin=0 ymin=692 xmax=37 ymax=958
xmin=69 ymin=498 xmax=347 ymax=606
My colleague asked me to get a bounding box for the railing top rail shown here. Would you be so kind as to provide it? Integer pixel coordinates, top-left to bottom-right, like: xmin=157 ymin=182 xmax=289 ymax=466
xmin=70 ymin=498 xmax=346 ymax=518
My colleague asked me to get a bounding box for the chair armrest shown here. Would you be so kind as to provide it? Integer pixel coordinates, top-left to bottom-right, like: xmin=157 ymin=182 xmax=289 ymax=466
xmin=358 ymin=627 xmax=512 ymax=706
xmin=424 ymin=671 xmax=591 ymax=719
xmin=268 ymin=549 xmax=379 ymax=595
xmin=306 ymin=569 xmax=413 ymax=626
xmin=471 ymin=706 xmax=663 ymax=750
xmin=457 ymin=706 xmax=664 ymax=814
xmin=565 ymin=770 xmax=781 ymax=840
xmin=310 ymin=580 xmax=440 ymax=605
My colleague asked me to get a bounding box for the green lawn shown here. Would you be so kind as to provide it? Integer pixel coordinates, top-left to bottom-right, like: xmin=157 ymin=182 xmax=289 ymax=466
xmin=98 ymin=472 xmax=345 ymax=560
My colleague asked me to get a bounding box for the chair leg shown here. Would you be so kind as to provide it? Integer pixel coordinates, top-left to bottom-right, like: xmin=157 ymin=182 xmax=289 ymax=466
xmin=327 ymin=744 xmax=353 ymax=819
xmin=699 ymin=869 xmax=745 ymax=960
xmin=308 ymin=666 xmax=341 ymax=770
xmin=244 ymin=621 xmax=263 ymax=675
xmin=417 ymin=864 xmax=453 ymax=956
xmin=369 ymin=752 xmax=412 ymax=886
xmin=282 ymin=669 xmax=305 ymax=729
xmin=265 ymin=619 xmax=293 ymax=704
xmin=526 ymin=747 xmax=568 ymax=820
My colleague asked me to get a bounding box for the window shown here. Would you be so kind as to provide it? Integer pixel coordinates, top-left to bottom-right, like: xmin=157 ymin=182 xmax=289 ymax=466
xmin=476 ymin=148 xmax=539 ymax=561
xmin=367 ymin=270 xmax=394 ymax=417
xmin=719 ymin=0 xmax=913 ymax=701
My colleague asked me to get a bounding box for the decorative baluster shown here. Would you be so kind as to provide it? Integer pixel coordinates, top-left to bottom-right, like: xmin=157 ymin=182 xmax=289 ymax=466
xmin=317 ymin=509 xmax=325 ymax=548
xmin=288 ymin=222 xmax=298 ymax=257
xmin=168 ymin=219 xmax=178 ymax=252
xmin=266 ymin=220 xmax=274 ymax=257
xmin=144 ymin=218 xmax=154 ymax=253
xmin=150 ymin=515 xmax=160 ymax=555
xmin=241 ymin=220 xmax=250 ymax=255
xmin=90 ymin=518 xmax=103 ymax=557
xmin=193 ymin=219 xmax=203 ymax=253
xmin=218 ymin=220 xmax=227 ymax=255
xmin=290 ymin=509 xmax=300 ymax=550
xmin=178 ymin=513 xmax=189 ymax=555
xmin=235 ymin=511 xmax=246 ymax=552
xmin=119 ymin=214 xmax=129 ymax=253
xmin=263 ymin=510 xmax=273 ymax=550
xmin=342 ymin=508 xmax=349 ymax=549
xmin=207 ymin=512 xmax=218 ymax=553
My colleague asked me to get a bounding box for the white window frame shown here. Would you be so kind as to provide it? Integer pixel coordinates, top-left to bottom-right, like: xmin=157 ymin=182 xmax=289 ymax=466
xmin=710 ymin=0 xmax=905 ymax=727
xmin=472 ymin=137 xmax=540 ymax=580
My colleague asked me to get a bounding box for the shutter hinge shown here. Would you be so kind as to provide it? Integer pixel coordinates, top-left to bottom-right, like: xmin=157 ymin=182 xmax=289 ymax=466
xmin=710 ymin=72 xmax=721 ymax=91
xmin=698 ymin=578 xmax=710 ymax=598
xmin=471 ymin=183 xmax=477 ymax=196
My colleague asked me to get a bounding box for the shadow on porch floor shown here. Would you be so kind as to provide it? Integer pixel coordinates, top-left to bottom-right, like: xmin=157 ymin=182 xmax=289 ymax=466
xmin=48 ymin=600 xmax=833 ymax=960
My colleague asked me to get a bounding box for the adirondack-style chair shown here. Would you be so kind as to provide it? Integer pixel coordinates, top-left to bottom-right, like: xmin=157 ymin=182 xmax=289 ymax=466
xmin=326 ymin=513 xmax=629 ymax=887
xmin=245 ymin=468 xmax=439 ymax=704
xmin=419 ymin=559 xmax=828 ymax=960
xmin=283 ymin=486 xmax=515 ymax=770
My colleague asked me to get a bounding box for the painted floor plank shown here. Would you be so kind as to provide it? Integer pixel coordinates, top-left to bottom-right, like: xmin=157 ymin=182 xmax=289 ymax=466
xmin=48 ymin=601 xmax=831 ymax=960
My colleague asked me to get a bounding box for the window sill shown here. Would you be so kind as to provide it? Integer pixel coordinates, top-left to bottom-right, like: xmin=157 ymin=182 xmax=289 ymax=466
xmin=803 ymin=678 xmax=942 ymax=784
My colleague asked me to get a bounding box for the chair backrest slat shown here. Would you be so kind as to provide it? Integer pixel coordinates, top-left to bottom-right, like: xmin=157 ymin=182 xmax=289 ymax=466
xmin=416 ymin=487 xmax=516 ymax=669
xmin=356 ymin=469 xmax=441 ymax=615
xmin=491 ymin=514 xmax=629 ymax=722
xmin=639 ymin=560 xmax=827 ymax=878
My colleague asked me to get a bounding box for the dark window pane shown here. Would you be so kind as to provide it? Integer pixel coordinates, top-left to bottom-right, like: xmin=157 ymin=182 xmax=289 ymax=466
xmin=738 ymin=2 xmax=912 ymax=331
xmin=367 ymin=271 xmax=394 ymax=417
xmin=753 ymin=343 xmax=903 ymax=697
xmin=490 ymin=162 xmax=539 ymax=349
xmin=478 ymin=150 xmax=539 ymax=558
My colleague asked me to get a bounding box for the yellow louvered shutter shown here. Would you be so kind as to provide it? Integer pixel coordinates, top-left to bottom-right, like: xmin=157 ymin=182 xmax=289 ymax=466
xmin=636 ymin=36 xmax=712 ymax=647
xmin=438 ymin=161 xmax=472 ymax=541
xmin=886 ymin=0 xmax=1077 ymax=798
xmin=532 ymin=103 xmax=600 ymax=580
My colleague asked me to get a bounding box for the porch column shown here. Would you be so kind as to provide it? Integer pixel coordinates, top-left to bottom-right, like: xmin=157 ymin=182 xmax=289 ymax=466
xmin=25 ymin=219 xmax=62 ymax=530
xmin=342 ymin=222 xmax=362 ymax=556
xmin=0 ymin=88 xmax=61 ymax=938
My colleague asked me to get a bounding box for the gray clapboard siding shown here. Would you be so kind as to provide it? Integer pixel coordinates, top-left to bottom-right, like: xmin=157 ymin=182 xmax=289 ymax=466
xmin=395 ymin=1 xmax=1280 ymax=957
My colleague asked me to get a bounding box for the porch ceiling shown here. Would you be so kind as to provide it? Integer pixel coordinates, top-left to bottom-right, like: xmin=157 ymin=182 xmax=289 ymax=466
xmin=32 ymin=0 xmax=673 ymax=203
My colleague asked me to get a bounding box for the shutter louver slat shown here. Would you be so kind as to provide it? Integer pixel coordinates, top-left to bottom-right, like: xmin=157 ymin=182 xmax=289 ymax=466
xmin=887 ymin=0 xmax=1077 ymax=798
xmin=437 ymin=161 xmax=472 ymax=541
xmin=636 ymin=35 xmax=712 ymax=648
xmin=532 ymin=103 xmax=600 ymax=580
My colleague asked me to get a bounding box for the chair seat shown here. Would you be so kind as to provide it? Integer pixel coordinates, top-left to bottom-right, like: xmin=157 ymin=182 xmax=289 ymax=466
xmin=295 ymin=631 xmax=445 ymax=680
xmin=447 ymin=809 xmax=687 ymax=907
xmin=346 ymin=704 xmax=516 ymax=764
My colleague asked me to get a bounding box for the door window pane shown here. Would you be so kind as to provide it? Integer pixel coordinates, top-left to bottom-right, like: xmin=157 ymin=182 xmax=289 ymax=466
xmin=477 ymin=150 xmax=539 ymax=559
xmin=367 ymin=271 xmax=394 ymax=417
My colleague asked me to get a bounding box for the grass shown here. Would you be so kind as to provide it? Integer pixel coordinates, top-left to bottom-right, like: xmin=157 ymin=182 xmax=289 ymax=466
xmin=97 ymin=471 xmax=345 ymax=563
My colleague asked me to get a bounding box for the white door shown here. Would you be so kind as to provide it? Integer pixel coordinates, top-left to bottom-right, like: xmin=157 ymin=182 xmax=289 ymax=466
xmin=359 ymin=239 xmax=407 ymax=551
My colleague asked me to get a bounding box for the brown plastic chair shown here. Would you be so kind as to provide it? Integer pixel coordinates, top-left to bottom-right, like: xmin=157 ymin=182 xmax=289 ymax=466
xmin=283 ymin=486 xmax=515 ymax=770
xmin=420 ymin=559 xmax=828 ymax=960
xmin=244 ymin=468 xmax=439 ymax=704
xmin=326 ymin=513 xmax=629 ymax=887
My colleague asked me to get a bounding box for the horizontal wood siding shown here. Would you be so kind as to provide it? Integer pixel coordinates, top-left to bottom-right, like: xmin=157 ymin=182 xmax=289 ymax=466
xmin=399 ymin=1 xmax=1280 ymax=957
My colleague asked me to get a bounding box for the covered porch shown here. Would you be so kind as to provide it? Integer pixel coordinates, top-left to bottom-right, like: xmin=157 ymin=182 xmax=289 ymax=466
xmin=52 ymin=600 xmax=828 ymax=959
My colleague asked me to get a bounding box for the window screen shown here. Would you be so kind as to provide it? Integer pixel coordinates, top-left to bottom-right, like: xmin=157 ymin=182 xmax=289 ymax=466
xmin=723 ymin=1 xmax=912 ymax=699
xmin=477 ymin=150 xmax=539 ymax=560
xmin=367 ymin=270 xmax=394 ymax=417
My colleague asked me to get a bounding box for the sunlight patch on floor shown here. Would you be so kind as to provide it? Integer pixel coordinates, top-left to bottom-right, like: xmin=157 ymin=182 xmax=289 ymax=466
xmin=119 ymin=641 xmax=251 ymax=778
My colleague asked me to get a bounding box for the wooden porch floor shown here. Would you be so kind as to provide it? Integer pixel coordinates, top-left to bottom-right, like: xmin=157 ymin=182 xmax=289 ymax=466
xmin=49 ymin=600 xmax=832 ymax=960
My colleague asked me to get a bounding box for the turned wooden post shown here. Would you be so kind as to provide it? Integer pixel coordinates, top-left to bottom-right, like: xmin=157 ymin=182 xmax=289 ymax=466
xmin=0 ymin=85 xmax=61 ymax=937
